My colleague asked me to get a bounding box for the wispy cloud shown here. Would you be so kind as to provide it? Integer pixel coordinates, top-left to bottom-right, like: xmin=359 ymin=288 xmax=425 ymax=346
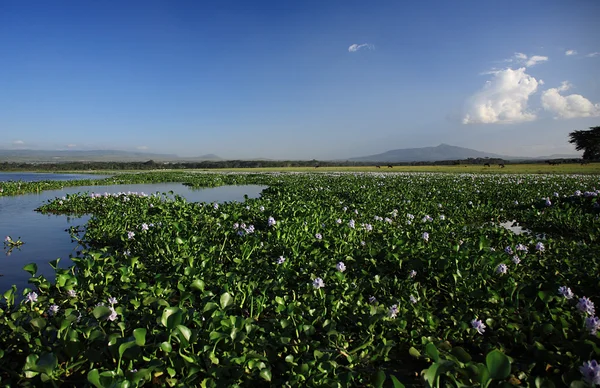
xmin=525 ymin=55 xmax=548 ymax=67
xmin=541 ymin=81 xmax=600 ymax=119
xmin=585 ymin=52 xmax=600 ymax=58
xmin=66 ymin=144 xmax=76 ymax=148
xmin=507 ymin=52 xmax=549 ymax=67
xmin=136 ymin=145 xmax=149 ymax=150
xmin=565 ymin=49 xmax=577 ymax=56
xmin=12 ymin=140 xmax=25 ymax=145
xmin=463 ymin=67 xmax=539 ymax=124
xmin=348 ymin=43 xmax=374 ymax=53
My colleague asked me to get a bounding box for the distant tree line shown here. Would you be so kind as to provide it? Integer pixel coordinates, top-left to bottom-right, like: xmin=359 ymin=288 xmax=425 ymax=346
xmin=0 ymin=157 xmax=592 ymax=171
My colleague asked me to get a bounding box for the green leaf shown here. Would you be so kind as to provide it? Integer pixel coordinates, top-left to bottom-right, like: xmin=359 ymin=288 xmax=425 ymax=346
xmin=373 ymin=370 xmax=386 ymax=388
xmin=486 ymin=350 xmax=511 ymax=380
xmin=119 ymin=341 xmax=136 ymax=359
xmin=220 ymin=292 xmax=233 ymax=309
xmin=409 ymin=347 xmax=421 ymax=358
xmin=133 ymin=328 xmax=146 ymax=346
xmin=451 ymin=346 xmax=472 ymax=363
xmin=175 ymin=237 xmax=184 ymax=245
xmin=30 ymin=317 xmax=47 ymax=330
xmin=390 ymin=375 xmax=406 ymax=388
xmin=535 ymin=377 xmax=556 ymax=388
xmin=161 ymin=307 xmax=182 ymax=329
xmin=92 ymin=306 xmax=112 ymax=320
xmin=423 ymin=362 xmax=440 ymax=386
xmin=259 ymin=369 xmax=272 ymax=382
xmin=176 ymin=325 xmax=192 ymax=342
xmin=37 ymin=353 xmax=58 ymax=375
xmin=23 ymin=263 xmax=38 ymax=276
xmin=88 ymin=369 xmax=102 ymax=388
xmin=160 ymin=341 xmax=172 ymax=353
xmin=425 ymin=342 xmax=440 ymax=362
xmin=191 ymin=279 xmax=205 ymax=291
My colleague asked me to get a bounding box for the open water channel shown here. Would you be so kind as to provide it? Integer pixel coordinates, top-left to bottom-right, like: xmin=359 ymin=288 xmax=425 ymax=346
xmin=0 ymin=173 xmax=265 ymax=292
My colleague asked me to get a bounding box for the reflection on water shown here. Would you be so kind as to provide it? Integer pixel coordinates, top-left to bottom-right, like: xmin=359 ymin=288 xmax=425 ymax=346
xmin=0 ymin=172 xmax=110 ymax=182
xmin=0 ymin=183 xmax=265 ymax=293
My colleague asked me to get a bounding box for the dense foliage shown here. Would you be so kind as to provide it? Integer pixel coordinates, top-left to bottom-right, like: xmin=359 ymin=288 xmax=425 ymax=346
xmin=1 ymin=172 xmax=599 ymax=387
xmin=569 ymin=126 xmax=600 ymax=161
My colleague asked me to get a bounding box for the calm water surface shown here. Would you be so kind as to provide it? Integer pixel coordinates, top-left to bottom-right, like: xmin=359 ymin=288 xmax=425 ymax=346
xmin=0 ymin=172 xmax=110 ymax=182
xmin=0 ymin=181 xmax=265 ymax=293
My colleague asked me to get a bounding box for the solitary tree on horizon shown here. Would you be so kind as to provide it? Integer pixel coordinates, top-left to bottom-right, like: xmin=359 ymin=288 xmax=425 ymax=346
xmin=568 ymin=126 xmax=600 ymax=160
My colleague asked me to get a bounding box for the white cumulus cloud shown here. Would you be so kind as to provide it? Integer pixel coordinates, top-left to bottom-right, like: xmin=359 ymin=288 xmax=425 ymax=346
xmin=463 ymin=67 xmax=539 ymax=124
xmin=565 ymin=50 xmax=577 ymax=56
xmin=348 ymin=43 xmax=374 ymax=53
xmin=541 ymin=81 xmax=600 ymax=119
xmin=586 ymin=52 xmax=600 ymax=58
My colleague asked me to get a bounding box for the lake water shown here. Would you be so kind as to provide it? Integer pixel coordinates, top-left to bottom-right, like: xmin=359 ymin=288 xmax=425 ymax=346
xmin=0 ymin=181 xmax=265 ymax=293
xmin=0 ymin=172 xmax=110 ymax=182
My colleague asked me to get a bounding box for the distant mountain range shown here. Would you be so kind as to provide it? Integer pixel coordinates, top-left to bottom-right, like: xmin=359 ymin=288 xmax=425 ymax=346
xmin=0 ymin=145 xmax=581 ymax=163
xmin=0 ymin=150 xmax=221 ymax=163
xmin=348 ymin=144 xmax=581 ymax=162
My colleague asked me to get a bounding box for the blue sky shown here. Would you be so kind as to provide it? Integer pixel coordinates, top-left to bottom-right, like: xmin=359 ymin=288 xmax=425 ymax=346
xmin=1 ymin=0 xmax=599 ymax=159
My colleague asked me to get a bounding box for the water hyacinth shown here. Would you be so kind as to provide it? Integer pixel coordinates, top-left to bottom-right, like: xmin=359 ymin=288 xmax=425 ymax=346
xmin=368 ymin=296 xmax=377 ymax=304
xmin=312 ymin=277 xmax=325 ymax=289
xmin=515 ymin=243 xmax=528 ymax=252
xmin=348 ymin=219 xmax=355 ymax=229
xmin=511 ymin=255 xmax=521 ymax=265
xmin=315 ymin=233 xmax=322 ymax=240
xmin=4 ymin=236 xmax=10 ymax=242
xmin=409 ymin=270 xmax=417 ymax=278
xmin=108 ymin=297 xmax=118 ymax=305
xmin=127 ymin=231 xmax=135 ymax=240
xmin=277 ymin=256 xmax=285 ymax=264
xmin=141 ymin=223 xmax=149 ymax=231
xmin=585 ymin=316 xmax=600 ymax=335
xmin=422 ymin=232 xmax=429 ymax=242
xmin=471 ymin=319 xmax=486 ymax=334
xmin=535 ymin=242 xmax=545 ymax=252
xmin=580 ymin=360 xmax=600 ymax=386
xmin=504 ymin=246 xmax=513 ymax=255
xmin=48 ymin=304 xmax=60 ymax=316
xmin=336 ymin=261 xmax=346 ymax=272
xmin=578 ymin=297 xmax=596 ymax=316
xmin=388 ymin=304 xmax=399 ymax=318
xmin=26 ymin=292 xmax=38 ymax=303
xmin=496 ymin=264 xmax=508 ymax=275
xmin=67 ymin=289 xmax=77 ymax=298
xmin=558 ymin=286 xmax=574 ymax=299
xmin=108 ymin=307 xmax=118 ymax=322
xmin=410 ymin=295 xmax=417 ymax=304
xmin=267 ymin=216 xmax=276 ymax=226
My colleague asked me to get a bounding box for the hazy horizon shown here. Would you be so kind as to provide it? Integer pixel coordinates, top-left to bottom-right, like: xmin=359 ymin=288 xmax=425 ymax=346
xmin=1 ymin=1 xmax=598 ymax=159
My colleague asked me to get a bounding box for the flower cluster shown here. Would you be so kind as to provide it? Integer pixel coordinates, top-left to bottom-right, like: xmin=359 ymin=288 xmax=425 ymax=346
xmin=471 ymin=319 xmax=486 ymax=335
xmin=558 ymin=286 xmax=574 ymax=299
xmin=312 ymin=278 xmax=324 ymax=289
xmin=580 ymin=360 xmax=600 ymax=385
xmin=578 ymin=297 xmax=596 ymax=316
